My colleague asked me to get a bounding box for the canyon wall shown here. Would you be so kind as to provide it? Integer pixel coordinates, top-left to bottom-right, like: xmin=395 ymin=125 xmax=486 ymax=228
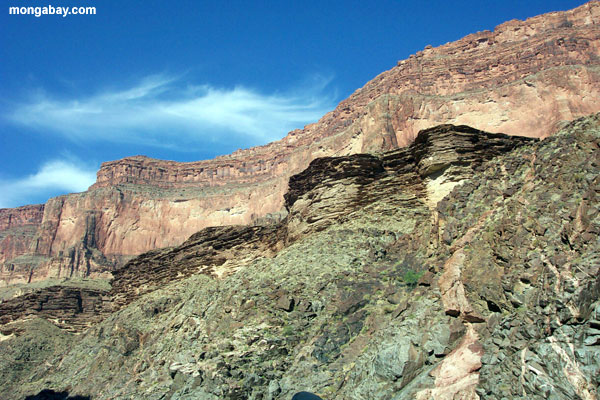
xmin=0 ymin=205 xmax=45 ymax=282
xmin=1 ymin=1 xmax=599 ymax=285
xmin=2 ymin=114 xmax=598 ymax=399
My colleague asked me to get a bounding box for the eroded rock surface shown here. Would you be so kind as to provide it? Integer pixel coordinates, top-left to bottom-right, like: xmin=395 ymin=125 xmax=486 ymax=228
xmin=1 ymin=113 xmax=598 ymax=399
xmin=0 ymin=205 xmax=45 ymax=284
xmin=0 ymin=285 xmax=110 ymax=334
xmin=108 ymin=125 xmax=534 ymax=312
xmin=2 ymin=2 xmax=600 ymax=285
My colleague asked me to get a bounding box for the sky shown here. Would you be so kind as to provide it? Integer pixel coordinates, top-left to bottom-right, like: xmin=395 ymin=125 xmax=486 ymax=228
xmin=0 ymin=0 xmax=589 ymax=208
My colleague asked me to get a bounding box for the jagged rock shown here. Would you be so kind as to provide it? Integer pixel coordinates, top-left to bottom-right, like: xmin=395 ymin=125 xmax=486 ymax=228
xmin=275 ymin=294 xmax=295 ymax=312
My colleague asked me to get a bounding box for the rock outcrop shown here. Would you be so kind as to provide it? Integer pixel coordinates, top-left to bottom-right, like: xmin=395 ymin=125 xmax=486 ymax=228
xmin=1 ymin=2 xmax=599 ymax=285
xmin=0 ymin=285 xmax=110 ymax=334
xmin=1 ymin=113 xmax=597 ymax=399
xmin=0 ymin=123 xmax=535 ymax=334
xmin=105 ymin=125 xmax=535 ymax=312
xmin=284 ymin=125 xmax=536 ymax=241
xmin=109 ymin=224 xmax=283 ymax=309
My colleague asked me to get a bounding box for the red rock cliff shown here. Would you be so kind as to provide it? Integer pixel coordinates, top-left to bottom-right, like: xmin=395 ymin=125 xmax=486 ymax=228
xmin=2 ymin=1 xmax=600 ymax=285
xmin=0 ymin=205 xmax=45 ymax=280
xmin=0 ymin=204 xmax=44 ymax=231
xmin=93 ymin=1 xmax=600 ymax=189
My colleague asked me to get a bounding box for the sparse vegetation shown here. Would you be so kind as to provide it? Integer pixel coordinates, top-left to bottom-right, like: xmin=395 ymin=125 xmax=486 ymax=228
xmin=402 ymin=269 xmax=424 ymax=287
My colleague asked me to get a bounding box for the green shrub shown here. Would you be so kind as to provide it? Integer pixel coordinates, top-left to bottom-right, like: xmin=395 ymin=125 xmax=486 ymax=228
xmin=402 ymin=270 xmax=424 ymax=287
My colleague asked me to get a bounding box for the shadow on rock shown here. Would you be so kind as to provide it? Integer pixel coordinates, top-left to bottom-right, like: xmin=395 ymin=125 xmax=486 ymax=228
xmin=292 ymin=392 xmax=323 ymax=400
xmin=24 ymin=389 xmax=90 ymax=400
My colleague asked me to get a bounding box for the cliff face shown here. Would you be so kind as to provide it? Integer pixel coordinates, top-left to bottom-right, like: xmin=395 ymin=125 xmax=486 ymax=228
xmin=0 ymin=124 xmax=535 ymax=334
xmin=0 ymin=205 xmax=45 ymax=282
xmin=0 ymin=204 xmax=44 ymax=231
xmin=93 ymin=1 xmax=600 ymax=188
xmin=1 ymin=1 xmax=600 ymax=285
xmin=1 ymin=115 xmax=597 ymax=400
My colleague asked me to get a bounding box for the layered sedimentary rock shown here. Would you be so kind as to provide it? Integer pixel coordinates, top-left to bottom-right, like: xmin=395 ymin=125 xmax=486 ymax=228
xmin=1 ymin=124 xmax=533 ymax=334
xmin=0 ymin=179 xmax=288 ymax=286
xmin=0 ymin=205 xmax=44 ymax=264
xmin=109 ymin=224 xmax=283 ymax=309
xmin=1 ymin=114 xmax=597 ymax=399
xmin=107 ymin=124 xmax=535 ymax=314
xmin=284 ymin=125 xmax=536 ymax=241
xmin=0 ymin=204 xmax=44 ymax=231
xmin=0 ymin=285 xmax=110 ymax=334
xmin=1 ymin=2 xmax=600 ymax=284
xmin=0 ymin=205 xmax=45 ymax=283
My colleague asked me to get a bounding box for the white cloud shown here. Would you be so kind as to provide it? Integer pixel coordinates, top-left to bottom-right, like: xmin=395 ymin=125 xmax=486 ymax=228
xmin=7 ymin=75 xmax=337 ymax=149
xmin=0 ymin=159 xmax=96 ymax=208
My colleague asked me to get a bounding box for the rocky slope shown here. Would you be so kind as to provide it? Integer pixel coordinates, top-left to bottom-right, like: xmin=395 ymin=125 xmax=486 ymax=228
xmin=1 ymin=2 xmax=600 ymax=286
xmin=0 ymin=114 xmax=598 ymax=399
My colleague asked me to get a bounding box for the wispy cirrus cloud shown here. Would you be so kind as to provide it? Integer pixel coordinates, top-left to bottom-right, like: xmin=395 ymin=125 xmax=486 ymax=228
xmin=0 ymin=159 xmax=96 ymax=208
xmin=6 ymin=74 xmax=337 ymax=150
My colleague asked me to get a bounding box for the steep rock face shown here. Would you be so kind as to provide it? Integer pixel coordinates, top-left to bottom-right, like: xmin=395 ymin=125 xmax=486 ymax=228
xmin=0 ymin=178 xmax=286 ymax=286
xmin=0 ymin=205 xmax=45 ymax=284
xmin=1 ymin=115 xmax=597 ymax=400
xmin=1 ymin=1 xmax=599 ymax=285
xmin=0 ymin=204 xmax=44 ymax=231
xmin=1 ymin=124 xmax=531 ymax=335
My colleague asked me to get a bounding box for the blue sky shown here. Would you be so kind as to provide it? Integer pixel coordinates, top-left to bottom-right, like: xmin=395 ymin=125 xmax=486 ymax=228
xmin=0 ymin=0 xmax=588 ymax=208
